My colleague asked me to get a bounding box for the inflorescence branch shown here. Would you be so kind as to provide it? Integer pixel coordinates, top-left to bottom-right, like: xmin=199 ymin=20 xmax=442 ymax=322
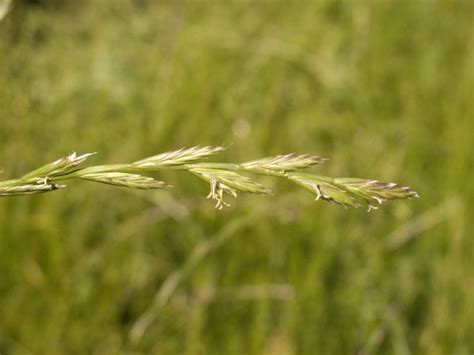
xmin=0 ymin=146 xmax=418 ymax=210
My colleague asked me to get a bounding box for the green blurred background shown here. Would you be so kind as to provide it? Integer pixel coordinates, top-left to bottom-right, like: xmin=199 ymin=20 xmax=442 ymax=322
xmin=0 ymin=0 xmax=473 ymax=354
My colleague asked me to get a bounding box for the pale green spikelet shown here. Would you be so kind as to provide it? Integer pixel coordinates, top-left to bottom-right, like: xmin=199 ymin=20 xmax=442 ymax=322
xmin=287 ymin=173 xmax=418 ymax=211
xmin=21 ymin=152 xmax=96 ymax=181
xmin=287 ymin=173 xmax=360 ymax=208
xmin=334 ymin=178 xmax=419 ymax=211
xmin=242 ymin=154 xmax=327 ymax=175
xmin=133 ymin=146 xmax=226 ymax=169
xmin=79 ymin=172 xmax=168 ymax=190
xmin=189 ymin=167 xmax=272 ymax=209
xmin=0 ymin=181 xmax=66 ymax=196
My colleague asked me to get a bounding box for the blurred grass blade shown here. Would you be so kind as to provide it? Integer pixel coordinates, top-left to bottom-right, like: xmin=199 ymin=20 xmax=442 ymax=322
xmin=0 ymin=0 xmax=11 ymax=22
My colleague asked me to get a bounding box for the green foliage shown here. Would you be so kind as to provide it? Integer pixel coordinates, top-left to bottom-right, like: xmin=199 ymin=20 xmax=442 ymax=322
xmin=0 ymin=1 xmax=473 ymax=354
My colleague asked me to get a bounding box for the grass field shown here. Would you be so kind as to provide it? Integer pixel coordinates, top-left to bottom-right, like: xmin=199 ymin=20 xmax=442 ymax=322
xmin=0 ymin=0 xmax=473 ymax=354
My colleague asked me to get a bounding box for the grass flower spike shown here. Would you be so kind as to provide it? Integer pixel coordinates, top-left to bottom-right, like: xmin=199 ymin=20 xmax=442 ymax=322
xmin=0 ymin=146 xmax=418 ymax=210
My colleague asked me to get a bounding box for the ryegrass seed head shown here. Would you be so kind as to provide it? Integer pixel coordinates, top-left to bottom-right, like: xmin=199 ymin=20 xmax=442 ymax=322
xmin=0 ymin=147 xmax=418 ymax=211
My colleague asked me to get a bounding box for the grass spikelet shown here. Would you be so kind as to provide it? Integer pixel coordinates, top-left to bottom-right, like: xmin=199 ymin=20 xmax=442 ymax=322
xmin=0 ymin=181 xmax=65 ymax=196
xmin=189 ymin=167 xmax=272 ymax=209
xmin=78 ymin=172 xmax=168 ymax=190
xmin=334 ymin=178 xmax=419 ymax=211
xmin=242 ymin=154 xmax=327 ymax=175
xmin=21 ymin=152 xmax=96 ymax=181
xmin=133 ymin=146 xmax=226 ymax=169
xmin=287 ymin=173 xmax=418 ymax=211
xmin=287 ymin=173 xmax=360 ymax=208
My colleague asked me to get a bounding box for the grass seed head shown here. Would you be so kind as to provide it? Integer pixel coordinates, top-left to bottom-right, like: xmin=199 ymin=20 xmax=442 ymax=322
xmin=0 ymin=147 xmax=418 ymax=211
